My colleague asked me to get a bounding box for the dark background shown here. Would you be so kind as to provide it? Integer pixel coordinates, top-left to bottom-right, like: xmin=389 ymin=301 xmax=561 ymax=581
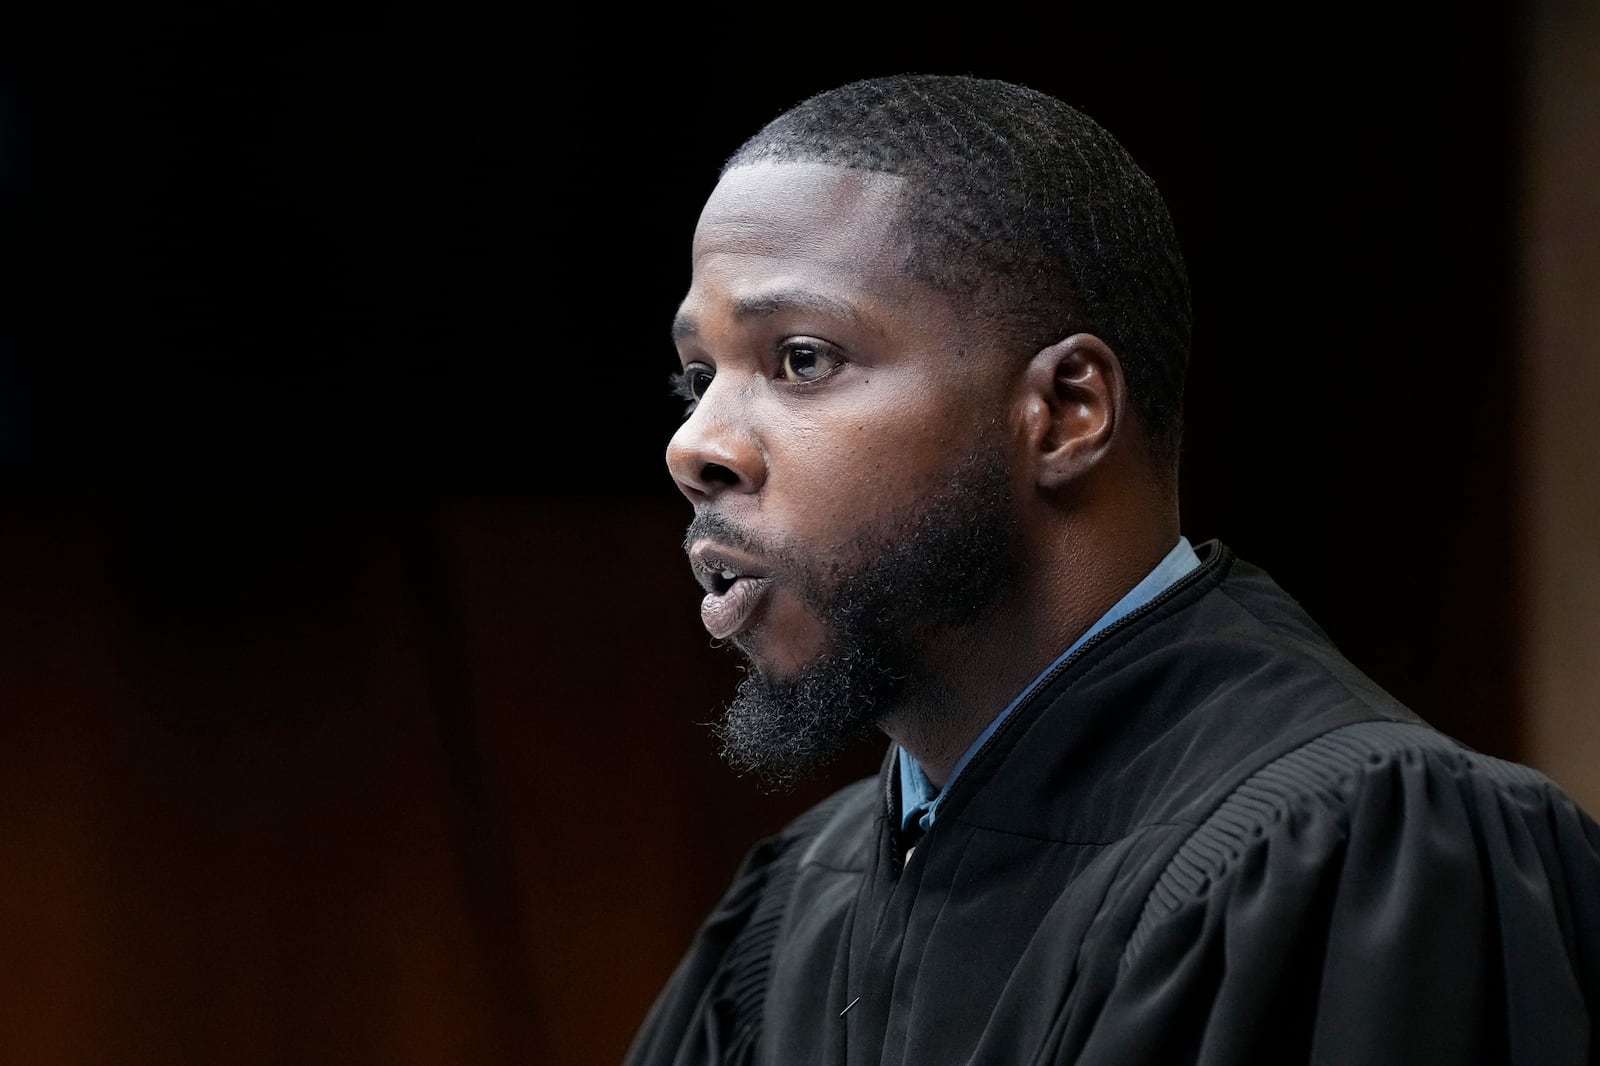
xmin=0 ymin=6 xmax=1531 ymax=1064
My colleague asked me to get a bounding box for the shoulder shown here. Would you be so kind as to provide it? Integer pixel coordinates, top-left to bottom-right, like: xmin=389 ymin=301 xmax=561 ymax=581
xmin=1127 ymin=718 xmax=1600 ymax=968
xmin=1080 ymin=722 xmax=1600 ymax=1064
xmin=721 ymin=774 xmax=881 ymax=884
xmin=718 ymin=772 xmax=881 ymax=915
xmin=623 ymin=774 xmax=881 ymax=1066
xmin=782 ymin=773 xmax=881 ymax=840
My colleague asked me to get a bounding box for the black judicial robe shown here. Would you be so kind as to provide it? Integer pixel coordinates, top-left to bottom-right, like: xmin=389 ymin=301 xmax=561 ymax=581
xmin=626 ymin=542 xmax=1600 ymax=1065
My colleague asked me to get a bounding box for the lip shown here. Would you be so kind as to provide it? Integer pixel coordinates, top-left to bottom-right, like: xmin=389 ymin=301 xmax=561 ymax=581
xmin=686 ymin=540 xmax=772 ymax=640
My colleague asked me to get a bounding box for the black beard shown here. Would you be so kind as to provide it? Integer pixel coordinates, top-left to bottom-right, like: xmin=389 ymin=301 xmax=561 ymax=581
xmin=686 ymin=446 xmax=1018 ymax=792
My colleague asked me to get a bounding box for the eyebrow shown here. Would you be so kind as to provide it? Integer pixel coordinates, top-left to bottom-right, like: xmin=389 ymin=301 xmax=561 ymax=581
xmin=671 ymin=288 xmax=864 ymax=344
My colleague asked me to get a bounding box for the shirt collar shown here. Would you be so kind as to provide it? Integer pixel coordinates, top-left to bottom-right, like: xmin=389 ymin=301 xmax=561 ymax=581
xmin=898 ymin=536 xmax=1202 ymax=832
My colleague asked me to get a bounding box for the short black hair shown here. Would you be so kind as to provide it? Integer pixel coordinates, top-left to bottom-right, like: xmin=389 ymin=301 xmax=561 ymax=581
xmin=723 ymin=73 xmax=1192 ymax=469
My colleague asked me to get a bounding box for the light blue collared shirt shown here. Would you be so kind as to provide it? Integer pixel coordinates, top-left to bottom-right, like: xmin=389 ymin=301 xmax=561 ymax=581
xmin=898 ymin=536 xmax=1201 ymax=834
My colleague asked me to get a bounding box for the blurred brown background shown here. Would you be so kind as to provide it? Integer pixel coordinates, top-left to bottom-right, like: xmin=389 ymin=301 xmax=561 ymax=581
xmin=1 ymin=4 xmax=1596 ymax=1064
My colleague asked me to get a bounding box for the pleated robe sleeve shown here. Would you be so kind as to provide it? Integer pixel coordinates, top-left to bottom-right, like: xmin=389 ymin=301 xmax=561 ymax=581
xmin=1076 ymin=724 xmax=1600 ymax=1066
xmin=623 ymin=828 xmax=801 ymax=1066
xmin=624 ymin=778 xmax=870 ymax=1066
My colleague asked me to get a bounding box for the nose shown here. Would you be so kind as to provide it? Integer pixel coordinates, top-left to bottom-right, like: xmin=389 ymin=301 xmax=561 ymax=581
xmin=665 ymin=383 xmax=766 ymax=502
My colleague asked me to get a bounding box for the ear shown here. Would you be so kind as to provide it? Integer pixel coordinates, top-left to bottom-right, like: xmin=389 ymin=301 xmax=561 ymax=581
xmin=1014 ymin=333 xmax=1126 ymax=491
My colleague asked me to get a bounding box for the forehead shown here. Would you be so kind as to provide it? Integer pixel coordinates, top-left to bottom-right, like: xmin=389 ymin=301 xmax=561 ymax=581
xmin=692 ymin=162 xmax=909 ymax=268
xmin=677 ymin=162 xmax=926 ymax=331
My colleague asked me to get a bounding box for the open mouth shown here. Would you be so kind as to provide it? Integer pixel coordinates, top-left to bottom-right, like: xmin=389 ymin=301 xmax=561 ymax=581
xmin=688 ymin=546 xmax=772 ymax=640
xmin=700 ymin=573 xmax=770 ymax=640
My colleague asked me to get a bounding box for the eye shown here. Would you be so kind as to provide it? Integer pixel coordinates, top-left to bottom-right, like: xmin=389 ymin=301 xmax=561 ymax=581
xmin=778 ymin=340 xmax=839 ymax=384
xmin=668 ymin=363 xmax=715 ymax=413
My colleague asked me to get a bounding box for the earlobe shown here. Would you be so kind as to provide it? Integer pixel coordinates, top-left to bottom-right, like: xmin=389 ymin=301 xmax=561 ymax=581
xmin=1017 ymin=333 xmax=1124 ymax=491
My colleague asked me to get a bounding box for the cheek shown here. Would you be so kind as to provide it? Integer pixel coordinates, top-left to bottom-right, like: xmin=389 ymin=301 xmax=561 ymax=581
xmin=773 ymin=422 xmax=882 ymax=515
xmin=776 ymin=402 xmax=978 ymax=533
xmin=761 ymin=353 xmax=1006 ymax=509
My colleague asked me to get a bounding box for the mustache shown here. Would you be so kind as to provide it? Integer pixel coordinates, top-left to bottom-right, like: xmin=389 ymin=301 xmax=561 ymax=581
xmin=682 ymin=511 xmax=772 ymax=558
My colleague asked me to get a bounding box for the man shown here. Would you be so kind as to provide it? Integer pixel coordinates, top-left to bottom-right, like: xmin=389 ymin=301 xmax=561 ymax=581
xmin=627 ymin=74 xmax=1600 ymax=1065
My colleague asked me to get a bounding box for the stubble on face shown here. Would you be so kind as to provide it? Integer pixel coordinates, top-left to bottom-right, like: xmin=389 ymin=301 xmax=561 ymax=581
xmin=686 ymin=444 xmax=1019 ymax=792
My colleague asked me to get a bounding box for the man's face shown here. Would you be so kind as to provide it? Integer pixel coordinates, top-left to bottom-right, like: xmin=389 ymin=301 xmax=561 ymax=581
xmin=667 ymin=162 xmax=1022 ymax=783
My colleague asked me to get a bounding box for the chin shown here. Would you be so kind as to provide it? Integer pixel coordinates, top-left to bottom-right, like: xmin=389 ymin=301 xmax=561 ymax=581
xmin=732 ymin=619 xmax=831 ymax=681
xmin=713 ymin=641 xmax=888 ymax=792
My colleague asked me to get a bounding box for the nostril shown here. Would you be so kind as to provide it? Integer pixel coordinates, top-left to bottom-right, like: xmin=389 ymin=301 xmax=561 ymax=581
xmin=701 ymin=462 xmax=741 ymax=488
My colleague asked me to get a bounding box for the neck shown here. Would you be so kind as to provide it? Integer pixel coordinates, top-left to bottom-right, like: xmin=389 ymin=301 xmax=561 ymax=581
xmin=883 ymin=508 xmax=1180 ymax=788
